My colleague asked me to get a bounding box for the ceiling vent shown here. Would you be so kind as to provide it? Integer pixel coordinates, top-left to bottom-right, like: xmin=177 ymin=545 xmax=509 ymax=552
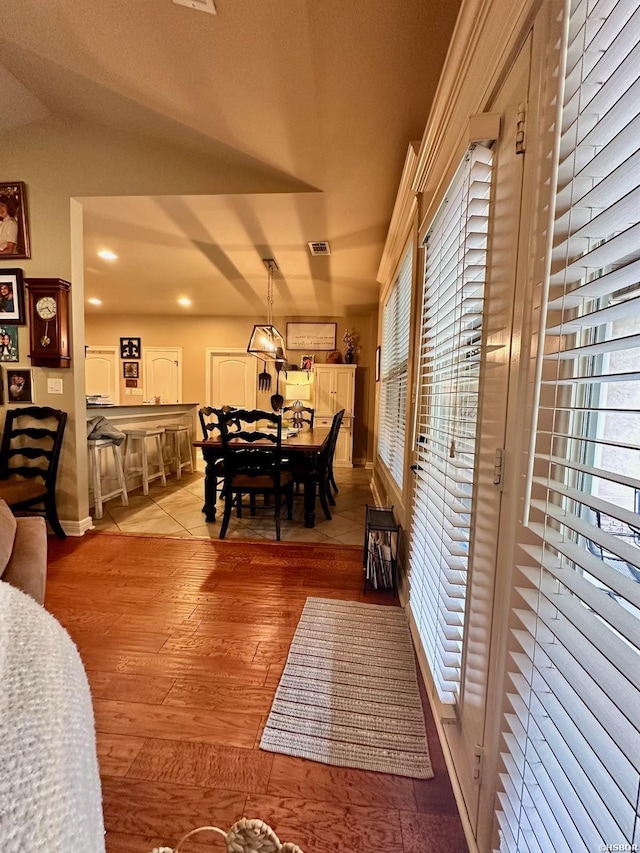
xmin=308 ymin=241 xmax=331 ymax=256
xmin=172 ymin=0 xmax=217 ymax=15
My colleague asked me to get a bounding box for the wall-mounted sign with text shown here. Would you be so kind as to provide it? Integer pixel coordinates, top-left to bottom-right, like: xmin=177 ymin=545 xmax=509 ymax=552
xmin=286 ymin=322 xmax=337 ymax=351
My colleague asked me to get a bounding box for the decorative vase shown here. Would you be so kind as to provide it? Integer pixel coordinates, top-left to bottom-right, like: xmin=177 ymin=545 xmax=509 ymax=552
xmin=344 ymin=352 xmax=354 ymax=364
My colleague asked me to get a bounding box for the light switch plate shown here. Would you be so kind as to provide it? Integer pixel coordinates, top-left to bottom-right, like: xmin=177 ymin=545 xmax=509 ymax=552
xmin=47 ymin=378 xmax=63 ymax=395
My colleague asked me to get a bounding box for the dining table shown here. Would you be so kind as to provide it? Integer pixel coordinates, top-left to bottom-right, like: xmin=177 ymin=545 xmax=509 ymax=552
xmin=193 ymin=426 xmax=331 ymax=528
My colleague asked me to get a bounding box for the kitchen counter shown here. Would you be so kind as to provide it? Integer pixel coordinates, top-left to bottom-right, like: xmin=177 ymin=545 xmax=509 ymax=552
xmin=85 ymin=403 xmax=200 ymax=508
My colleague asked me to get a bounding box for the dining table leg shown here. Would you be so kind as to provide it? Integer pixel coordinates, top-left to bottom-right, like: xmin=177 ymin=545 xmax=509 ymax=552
xmin=202 ymin=451 xmax=218 ymax=522
xmin=303 ymin=475 xmax=316 ymax=528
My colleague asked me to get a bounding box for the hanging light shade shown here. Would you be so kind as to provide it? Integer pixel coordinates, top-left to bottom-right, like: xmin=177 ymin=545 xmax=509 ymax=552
xmin=247 ymin=259 xmax=287 ymax=362
xmin=247 ymin=324 xmax=286 ymax=361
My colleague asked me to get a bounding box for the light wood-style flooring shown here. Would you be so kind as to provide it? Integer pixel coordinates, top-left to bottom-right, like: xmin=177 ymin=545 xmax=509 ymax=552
xmin=46 ymin=533 xmax=468 ymax=852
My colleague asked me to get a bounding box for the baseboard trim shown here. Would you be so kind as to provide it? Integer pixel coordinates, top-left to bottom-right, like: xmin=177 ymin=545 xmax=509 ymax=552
xmin=61 ymin=516 xmax=94 ymax=537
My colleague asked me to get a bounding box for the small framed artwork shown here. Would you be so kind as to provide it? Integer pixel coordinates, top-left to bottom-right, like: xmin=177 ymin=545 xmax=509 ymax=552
xmin=0 ymin=268 xmax=25 ymax=324
xmin=6 ymin=367 xmax=33 ymax=403
xmin=120 ymin=337 xmax=141 ymax=359
xmin=125 ymin=378 xmax=138 ymax=388
xmin=300 ymin=354 xmax=314 ymax=371
xmin=123 ymin=361 xmax=139 ymax=379
xmin=375 ymin=346 xmax=381 ymax=382
xmin=0 ymin=183 xmax=30 ymax=259
xmin=0 ymin=326 xmax=19 ymax=362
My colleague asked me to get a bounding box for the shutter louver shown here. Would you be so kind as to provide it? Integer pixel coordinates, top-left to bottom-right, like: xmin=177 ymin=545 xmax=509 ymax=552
xmin=496 ymin=0 xmax=640 ymax=850
xmin=378 ymin=247 xmax=412 ymax=489
xmin=408 ymin=144 xmax=493 ymax=705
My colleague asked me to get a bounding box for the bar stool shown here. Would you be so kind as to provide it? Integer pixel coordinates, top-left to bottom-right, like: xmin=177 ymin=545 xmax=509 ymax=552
xmin=122 ymin=427 xmax=167 ymax=495
xmin=88 ymin=438 xmax=129 ymax=520
xmin=159 ymin=423 xmax=194 ymax=480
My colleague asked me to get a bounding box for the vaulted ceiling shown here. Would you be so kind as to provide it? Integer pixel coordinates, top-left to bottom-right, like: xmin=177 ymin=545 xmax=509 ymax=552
xmin=0 ymin=0 xmax=460 ymax=316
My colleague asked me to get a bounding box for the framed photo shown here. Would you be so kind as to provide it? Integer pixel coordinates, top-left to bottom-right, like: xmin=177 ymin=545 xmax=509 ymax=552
xmin=123 ymin=361 xmax=139 ymax=379
xmin=0 ymin=325 xmax=19 ymax=362
xmin=375 ymin=346 xmax=381 ymax=382
xmin=0 ymin=182 xmax=30 ymax=259
xmin=286 ymin=322 xmax=337 ymax=351
xmin=300 ymin=354 xmax=315 ymax=371
xmin=0 ymin=268 xmax=25 ymax=324
xmin=5 ymin=367 xmax=33 ymax=404
xmin=120 ymin=337 xmax=141 ymax=359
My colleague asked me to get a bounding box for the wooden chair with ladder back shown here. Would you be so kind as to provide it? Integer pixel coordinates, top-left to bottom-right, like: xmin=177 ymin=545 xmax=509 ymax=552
xmin=0 ymin=406 xmax=68 ymax=538
xmin=217 ymin=408 xmax=294 ymax=541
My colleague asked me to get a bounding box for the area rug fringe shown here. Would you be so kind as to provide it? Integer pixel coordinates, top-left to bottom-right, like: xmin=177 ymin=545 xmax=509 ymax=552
xmin=260 ymin=597 xmax=433 ymax=779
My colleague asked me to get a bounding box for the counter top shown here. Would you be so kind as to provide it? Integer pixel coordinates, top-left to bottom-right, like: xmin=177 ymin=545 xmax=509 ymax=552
xmin=87 ymin=402 xmax=200 ymax=410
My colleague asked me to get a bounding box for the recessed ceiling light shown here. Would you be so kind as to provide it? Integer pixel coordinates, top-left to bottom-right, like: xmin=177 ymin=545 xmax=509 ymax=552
xmin=97 ymin=250 xmax=118 ymax=260
xmin=87 ymin=298 xmax=102 ymax=305
xmin=178 ymin=297 xmax=192 ymax=306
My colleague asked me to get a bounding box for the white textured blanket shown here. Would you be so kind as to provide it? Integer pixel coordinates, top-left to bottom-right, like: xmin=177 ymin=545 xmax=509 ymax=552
xmin=0 ymin=582 xmax=105 ymax=852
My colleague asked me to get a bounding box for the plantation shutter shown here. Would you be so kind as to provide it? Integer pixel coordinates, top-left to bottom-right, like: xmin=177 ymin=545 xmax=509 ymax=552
xmin=408 ymin=144 xmax=493 ymax=705
xmin=497 ymin=0 xmax=640 ymax=850
xmin=378 ymin=247 xmax=413 ymax=489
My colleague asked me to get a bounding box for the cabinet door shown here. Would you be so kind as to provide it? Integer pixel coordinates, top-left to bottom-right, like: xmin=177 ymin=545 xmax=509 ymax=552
xmin=314 ymin=367 xmax=335 ymax=416
xmin=333 ymin=424 xmax=353 ymax=467
xmin=334 ymin=368 xmax=355 ymax=416
xmin=85 ymin=346 xmax=119 ymax=403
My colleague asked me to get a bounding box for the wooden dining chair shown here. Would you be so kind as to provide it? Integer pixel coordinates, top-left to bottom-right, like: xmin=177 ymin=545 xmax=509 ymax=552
xmin=282 ymin=405 xmax=315 ymax=429
xmin=0 ymin=406 xmax=68 ymax=538
xmin=218 ymin=408 xmax=294 ymax=541
xmin=291 ymin=408 xmax=345 ymax=520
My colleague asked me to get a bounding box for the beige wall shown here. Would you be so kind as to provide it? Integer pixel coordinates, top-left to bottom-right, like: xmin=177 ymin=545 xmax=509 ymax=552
xmin=85 ymin=310 xmax=378 ymax=463
xmin=0 ymin=112 xmax=377 ymax=528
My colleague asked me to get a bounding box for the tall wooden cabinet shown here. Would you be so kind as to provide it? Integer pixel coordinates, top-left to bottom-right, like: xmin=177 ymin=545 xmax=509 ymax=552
xmin=313 ymin=364 xmax=356 ymax=467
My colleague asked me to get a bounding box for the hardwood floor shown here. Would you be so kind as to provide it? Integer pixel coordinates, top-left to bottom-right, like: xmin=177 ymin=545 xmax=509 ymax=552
xmin=46 ymin=533 xmax=468 ymax=853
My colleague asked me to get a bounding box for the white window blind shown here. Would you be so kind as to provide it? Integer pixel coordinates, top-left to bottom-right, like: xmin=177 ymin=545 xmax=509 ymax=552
xmin=497 ymin=1 xmax=640 ymax=850
xmin=408 ymin=144 xmax=492 ymax=705
xmin=378 ymin=247 xmax=413 ymax=489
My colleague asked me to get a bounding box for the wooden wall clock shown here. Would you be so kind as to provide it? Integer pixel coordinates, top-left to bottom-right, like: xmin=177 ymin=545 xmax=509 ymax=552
xmin=25 ymin=278 xmax=71 ymax=368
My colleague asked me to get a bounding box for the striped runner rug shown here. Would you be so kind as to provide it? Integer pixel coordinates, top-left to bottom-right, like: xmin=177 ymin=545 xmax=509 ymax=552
xmin=259 ymin=597 xmax=433 ymax=779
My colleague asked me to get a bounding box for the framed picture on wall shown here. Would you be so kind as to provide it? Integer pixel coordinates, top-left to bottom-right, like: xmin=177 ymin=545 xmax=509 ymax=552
xmin=0 ymin=268 xmax=26 ymax=324
xmin=0 ymin=182 xmax=31 ymax=259
xmin=123 ymin=361 xmax=139 ymax=379
xmin=0 ymin=325 xmax=18 ymax=362
xmin=120 ymin=337 xmax=141 ymax=359
xmin=5 ymin=367 xmax=33 ymax=403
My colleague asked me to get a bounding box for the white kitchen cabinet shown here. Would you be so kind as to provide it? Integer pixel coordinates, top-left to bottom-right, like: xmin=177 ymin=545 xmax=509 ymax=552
xmin=313 ymin=364 xmax=356 ymax=467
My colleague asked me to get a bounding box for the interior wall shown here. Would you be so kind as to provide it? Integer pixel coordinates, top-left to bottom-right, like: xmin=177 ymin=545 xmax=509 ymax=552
xmin=85 ymin=311 xmax=377 ymax=464
xmin=0 ymin=112 xmax=355 ymax=529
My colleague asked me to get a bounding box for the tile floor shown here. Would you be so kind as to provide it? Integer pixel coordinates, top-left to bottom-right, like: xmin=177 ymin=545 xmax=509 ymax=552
xmin=91 ymin=461 xmax=374 ymax=546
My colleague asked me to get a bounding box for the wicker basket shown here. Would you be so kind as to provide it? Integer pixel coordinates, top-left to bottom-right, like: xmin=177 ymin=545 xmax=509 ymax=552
xmin=151 ymin=818 xmax=304 ymax=853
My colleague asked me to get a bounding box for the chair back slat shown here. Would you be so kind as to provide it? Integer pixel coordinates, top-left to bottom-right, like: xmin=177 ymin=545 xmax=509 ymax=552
xmin=0 ymin=406 xmax=67 ymax=536
xmin=219 ymin=409 xmax=283 ymax=481
xmin=282 ymin=405 xmax=315 ymax=429
xmin=0 ymin=407 xmax=67 ymax=487
xmin=198 ymin=406 xmax=220 ymax=440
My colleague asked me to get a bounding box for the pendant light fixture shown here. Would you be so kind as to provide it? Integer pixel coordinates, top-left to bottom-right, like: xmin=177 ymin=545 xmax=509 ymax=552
xmin=247 ymin=258 xmax=287 ymax=363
